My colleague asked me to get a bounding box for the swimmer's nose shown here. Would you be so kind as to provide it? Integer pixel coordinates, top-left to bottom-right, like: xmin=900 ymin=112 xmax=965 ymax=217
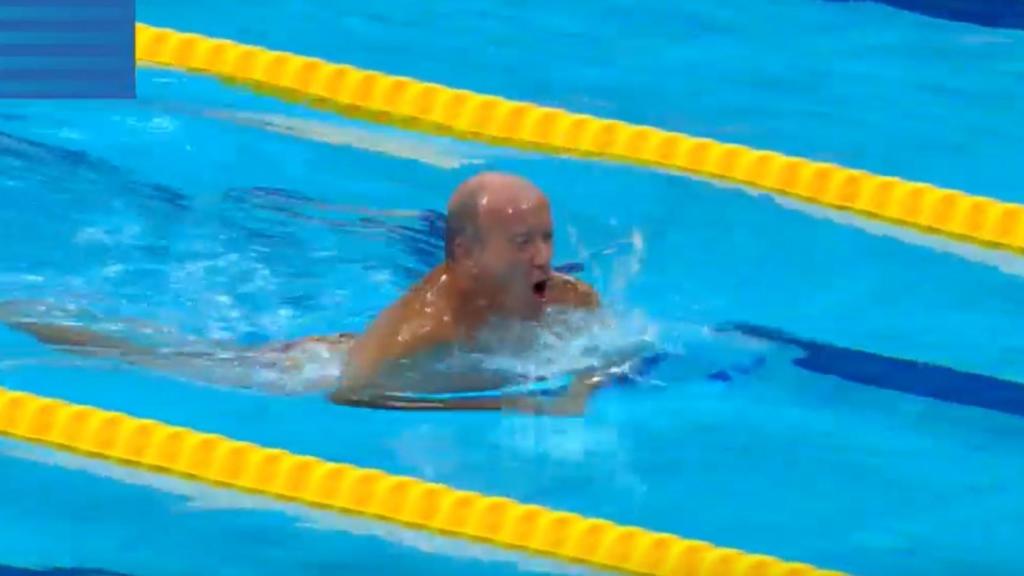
xmin=531 ymin=240 xmax=552 ymax=271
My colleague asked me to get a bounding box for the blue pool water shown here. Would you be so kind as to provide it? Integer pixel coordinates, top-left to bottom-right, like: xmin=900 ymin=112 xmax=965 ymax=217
xmin=1 ymin=0 xmax=1023 ymax=575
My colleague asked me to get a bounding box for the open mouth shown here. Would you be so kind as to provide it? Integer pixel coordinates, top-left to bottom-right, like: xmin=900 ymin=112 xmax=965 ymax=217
xmin=532 ymin=279 xmax=549 ymax=300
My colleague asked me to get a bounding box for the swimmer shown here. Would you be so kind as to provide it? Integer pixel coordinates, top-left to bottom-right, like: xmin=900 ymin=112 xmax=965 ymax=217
xmin=1 ymin=172 xmax=609 ymax=415
xmin=326 ymin=171 xmax=605 ymax=413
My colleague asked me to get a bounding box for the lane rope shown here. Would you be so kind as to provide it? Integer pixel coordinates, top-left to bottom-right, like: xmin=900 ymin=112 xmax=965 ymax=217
xmin=134 ymin=22 xmax=1024 ymax=255
xmin=0 ymin=387 xmax=845 ymax=575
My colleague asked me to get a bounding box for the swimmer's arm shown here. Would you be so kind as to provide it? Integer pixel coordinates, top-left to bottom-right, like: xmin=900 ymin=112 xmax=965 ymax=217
xmin=328 ymin=308 xmax=450 ymax=402
xmin=331 ymin=372 xmax=607 ymax=416
xmin=554 ymin=273 xmax=600 ymax=310
xmin=329 ymin=393 xmax=519 ymax=412
xmin=4 ymin=319 xmax=157 ymax=359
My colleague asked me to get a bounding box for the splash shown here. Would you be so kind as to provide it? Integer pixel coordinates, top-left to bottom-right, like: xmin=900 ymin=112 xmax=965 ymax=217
xmin=463 ymin=308 xmax=661 ymax=382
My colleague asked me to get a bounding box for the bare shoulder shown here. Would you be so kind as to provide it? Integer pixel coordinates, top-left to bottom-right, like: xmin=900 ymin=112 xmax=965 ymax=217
xmin=548 ymin=273 xmax=600 ymax=309
xmin=345 ymin=273 xmax=455 ymax=385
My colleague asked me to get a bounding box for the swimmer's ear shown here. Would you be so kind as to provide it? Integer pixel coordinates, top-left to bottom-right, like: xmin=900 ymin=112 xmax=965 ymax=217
xmin=451 ymin=236 xmax=469 ymax=261
xmin=451 ymin=234 xmax=482 ymax=264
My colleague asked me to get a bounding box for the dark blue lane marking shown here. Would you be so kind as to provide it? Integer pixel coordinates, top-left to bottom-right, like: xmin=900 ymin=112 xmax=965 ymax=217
xmin=0 ymin=565 xmax=129 ymax=576
xmin=719 ymin=322 xmax=1024 ymax=418
xmin=823 ymin=0 xmax=1024 ymax=30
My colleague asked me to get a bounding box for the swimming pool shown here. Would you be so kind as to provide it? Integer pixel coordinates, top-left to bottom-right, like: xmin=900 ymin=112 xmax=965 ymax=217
xmin=1 ymin=0 xmax=1023 ymax=574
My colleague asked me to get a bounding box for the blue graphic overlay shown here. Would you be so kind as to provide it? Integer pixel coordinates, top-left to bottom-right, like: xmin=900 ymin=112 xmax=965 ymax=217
xmin=0 ymin=0 xmax=135 ymax=99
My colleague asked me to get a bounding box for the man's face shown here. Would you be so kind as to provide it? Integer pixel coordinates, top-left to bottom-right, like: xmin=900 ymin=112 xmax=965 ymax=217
xmin=471 ymin=197 xmax=554 ymax=320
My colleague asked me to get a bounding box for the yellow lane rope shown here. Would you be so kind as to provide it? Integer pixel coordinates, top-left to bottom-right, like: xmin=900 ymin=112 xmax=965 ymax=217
xmin=134 ymin=22 xmax=1024 ymax=255
xmin=0 ymin=387 xmax=846 ymax=575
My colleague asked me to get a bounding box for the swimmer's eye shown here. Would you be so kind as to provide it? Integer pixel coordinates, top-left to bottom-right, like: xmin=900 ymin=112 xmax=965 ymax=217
xmin=511 ymin=231 xmax=553 ymax=248
xmin=511 ymin=234 xmax=532 ymax=248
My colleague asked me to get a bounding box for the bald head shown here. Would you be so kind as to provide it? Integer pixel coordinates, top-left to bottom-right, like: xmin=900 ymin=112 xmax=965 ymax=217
xmin=444 ymin=172 xmax=548 ymax=261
